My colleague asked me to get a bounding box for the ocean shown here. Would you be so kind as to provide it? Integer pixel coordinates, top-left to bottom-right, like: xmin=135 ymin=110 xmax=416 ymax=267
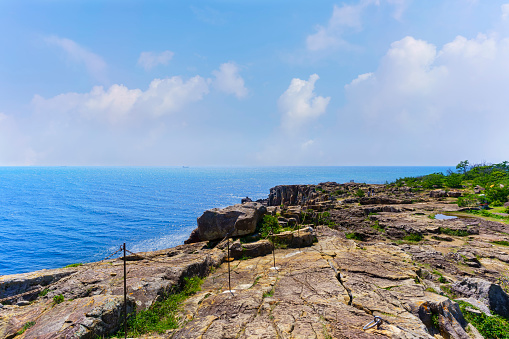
xmin=0 ymin=166 xmax=452 ymax=275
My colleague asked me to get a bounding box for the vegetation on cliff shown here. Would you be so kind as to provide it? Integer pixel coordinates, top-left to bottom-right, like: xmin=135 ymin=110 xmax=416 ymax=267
xmin=393 ymin=160 xmax=509 ymax=209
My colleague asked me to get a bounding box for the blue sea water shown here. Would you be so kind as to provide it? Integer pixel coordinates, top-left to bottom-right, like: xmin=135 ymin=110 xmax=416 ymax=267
xmin=0 ymin=166 xmax=452 ymax=275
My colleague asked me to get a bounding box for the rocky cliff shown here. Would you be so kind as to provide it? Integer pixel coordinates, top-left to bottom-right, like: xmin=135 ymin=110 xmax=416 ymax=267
xmin=1 ymin=182 xmax=509 ymax=339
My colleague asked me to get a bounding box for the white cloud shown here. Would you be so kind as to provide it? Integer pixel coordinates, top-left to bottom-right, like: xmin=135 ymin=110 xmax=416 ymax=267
xmin=278 ymin=74 xmax=330 ymax=131
xmin=306 ymin=0 xmax=379 ymax=51
xmin=342 ymin=34 xmax=509 ymax=162
xmin=138 ymin=51 xmax=174 ymax=70
xmin=502 ymin=3 xmax=509 ymax=20
xmin=212 ymin=62 xmax=248 ymax=99
xmin=387 ymin=0 xmax=410 ymax=20
xmin=33 ymin=75 xmax=209 ymax=124
xmin=306 ymin=0 xmax=412 ymax=52
xmin=45 ymin=36 xmax=107 ymax=82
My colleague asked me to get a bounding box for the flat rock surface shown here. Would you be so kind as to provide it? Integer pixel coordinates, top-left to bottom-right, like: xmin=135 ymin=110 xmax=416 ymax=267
xmin=2 ymin=183 xmax=509 ymax=339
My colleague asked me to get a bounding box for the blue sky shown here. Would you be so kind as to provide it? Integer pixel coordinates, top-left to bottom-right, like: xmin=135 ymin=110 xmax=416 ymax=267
xmin=1 ymin=0 xmax=509 ymax=166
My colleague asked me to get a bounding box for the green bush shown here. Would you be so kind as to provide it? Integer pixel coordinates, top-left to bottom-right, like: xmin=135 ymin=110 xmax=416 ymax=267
xmin=457 ymin=300 xmax=509 ymax=339
xmin=53 ymin=294 xmax=64 ymax=304
xmin=258 ymin=214 xmax=281 ymax=238
xmin=16 ymin=321 xmax=35 ymax=335
xmin=422 ymin=173 xmax=445 ymax=189
xmin=403 ymin=233 xmax=423 ymax=242
xmin=444 ymin=173 xmax=463 ymax=188
xmin=355 ymin=189 xmax=365 ymax=198
xmin=438 ymin=227 xmax=469 ymax=237
xmin=457 ymin=194 xmax=479 ymax=208
xmin=485 ymin=186 xmax=509 ymax=204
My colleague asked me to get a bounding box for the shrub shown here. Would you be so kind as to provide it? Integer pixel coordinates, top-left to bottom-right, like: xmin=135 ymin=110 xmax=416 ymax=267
xmin=16 ymin=322 xmax=35 ymax=335
xmin=485 ymin=186 xmax=509 ymax=204
xmin=457 ymin=300 xmax=509 ymax=339
xmin=53 ymin=294 xmax=64 ymax=304
xmin=403 ymin=233 xmax=423 ymax=242
xmin=444 ymin=173 xmax=463 ymax=188
xmin=438 ymin=227 xmax=469 ymax=237
xmin=457 ymin=194 xmax=479 ymax=208
xmin=422 ymin=173 xmax=445 ymax=189
xmin=258 ymin=215 xmax=281 ymax=238
xmin=355 ymin=189 xmax=365 ymax=198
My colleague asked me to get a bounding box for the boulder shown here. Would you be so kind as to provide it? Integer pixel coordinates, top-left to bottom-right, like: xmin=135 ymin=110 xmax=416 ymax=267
xmin=430 ymin=190 xmax=447 ymax=198
xmin=273 ymin=227 xmax=316 ymax=248
xmin=451 ymin=277 xmax=509 ymax=319
xmin=228 ymin=239 xmax=273 ymax=259
xmin=197 ymin=202 xmax=267 ymax=241
xmin=241 ymin=196 xmax=252 ymax=204
xmin=447 ymin=191 xmax=463 ymax=198
xmin=411 ymin=295 xmax=469 ymax=338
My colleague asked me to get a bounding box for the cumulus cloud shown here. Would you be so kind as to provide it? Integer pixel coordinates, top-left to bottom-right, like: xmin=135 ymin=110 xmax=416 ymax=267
xmin=502 ymin=3 xmax=509 ymax=20
xmin=33 ymin=76 xmax=209 ymax=124
xmin=212 ymin=62 xmax=248 ymax=99
xmin=342 ymin=34 xmax=509 ymax=162
xmin=138 ymin=51 xmax=174 ymax=70
xmin=45 ymin=36 xmax=107 ymax=82
xmin=306 ymin=0 xmax=412 ymax=51
xmin=278 ymin=74 xmax=330 ymax=131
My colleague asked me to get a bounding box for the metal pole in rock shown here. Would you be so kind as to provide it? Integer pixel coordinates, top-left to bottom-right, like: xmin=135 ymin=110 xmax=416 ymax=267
xmin=298 ymin=226 xmax=301 ymax=252
xmin=123 ymin=243 xmax=127 ymax=339
xmin=271 ymin=232 xmax=276 ymax=269
xmin=227 ymin=237 xmax=231 ymax=292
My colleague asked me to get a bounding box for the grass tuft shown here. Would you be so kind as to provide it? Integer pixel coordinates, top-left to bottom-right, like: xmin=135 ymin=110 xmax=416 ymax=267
xmin=116 ymin=276 xmax=203 ymax=336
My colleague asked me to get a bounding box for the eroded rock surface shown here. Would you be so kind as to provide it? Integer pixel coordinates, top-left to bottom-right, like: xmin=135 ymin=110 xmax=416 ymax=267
xmin=3 ymin=182 xmax=509 ymax=339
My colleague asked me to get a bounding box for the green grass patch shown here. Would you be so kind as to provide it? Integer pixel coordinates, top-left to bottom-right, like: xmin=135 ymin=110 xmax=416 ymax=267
xmin=64 ymin=263 xmax=83 ymax=268
xmin=116 ymin=276 xmax=203 ymax=336
xmin=428 ymin=214 xmax=436 ymax=219
xmin=440 ymin=285 xmax=456 ymax=299
xmin=345 ymin=232 xmax=365 ymax=241
xmin=371 ymin=220 xmax=385 ymax=233
xmin=403 ymin=233 xmax=423 ymax=242
xmin=457 ymin=300 xmax=509 ymax=339
xmin=263 ymin=288 xmax=275 ymax=298
xmin=16 ymin=321 xmax=35 ymax=335
xmin=52 ymin=294 xmax=64 ymax=304
xmin=438 ymin=227 xmax=469 ymax=237
xmin=492 ymin=240 xmax=509 ymax=246
xmin=39 ymin=288 xmax=50 ymax=297
xmin=466 ymin=209 xmax=509 ymax=223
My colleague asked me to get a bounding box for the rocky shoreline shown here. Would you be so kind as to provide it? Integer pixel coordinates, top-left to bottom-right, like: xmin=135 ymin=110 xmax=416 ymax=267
xmin=1 ymin=182 xmax=509 ymax=338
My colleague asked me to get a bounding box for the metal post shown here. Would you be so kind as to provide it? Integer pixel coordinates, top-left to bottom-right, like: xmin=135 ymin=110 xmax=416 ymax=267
xmin=123 ymin=243 xmax=127 ymax=339
xmin=298 ymin=226 xmax=301 ymax=252
xmin=227 ymin=237 xmax=231 ymax=292
xmin=272 ymin=234 xmax=276 ymax=268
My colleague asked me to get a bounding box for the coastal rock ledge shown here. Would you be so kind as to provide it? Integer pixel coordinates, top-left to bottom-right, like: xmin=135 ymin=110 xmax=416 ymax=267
xmin=2 ymin=181 xmax=509 ymax=338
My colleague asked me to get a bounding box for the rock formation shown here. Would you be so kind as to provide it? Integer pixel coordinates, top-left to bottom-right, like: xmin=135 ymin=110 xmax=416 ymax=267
xmin=2 ymin=182 xmax=509 ymax=338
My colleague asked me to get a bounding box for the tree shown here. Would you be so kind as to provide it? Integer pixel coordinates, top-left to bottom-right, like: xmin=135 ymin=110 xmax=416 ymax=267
xmin=456 ymin=160 xmax=469 ymax=174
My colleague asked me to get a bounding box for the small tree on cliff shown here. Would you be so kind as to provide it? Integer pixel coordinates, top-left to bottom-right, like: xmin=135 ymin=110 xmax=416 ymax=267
xmin=456 ymin=160 xmax=469 ymax=174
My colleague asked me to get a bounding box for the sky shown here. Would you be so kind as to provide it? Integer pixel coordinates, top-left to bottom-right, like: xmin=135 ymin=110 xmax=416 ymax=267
xmin=1 ymin=0 xmax=509 ymax=166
